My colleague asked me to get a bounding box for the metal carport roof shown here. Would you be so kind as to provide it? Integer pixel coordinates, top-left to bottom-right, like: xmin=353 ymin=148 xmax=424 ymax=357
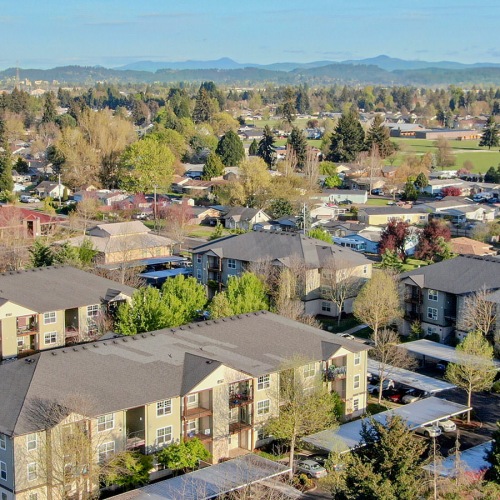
xmin=368 ymin=359 xmax=456 ymax=393
xmin=111 ymin=454 xmax=292 ymax=500
xmin=303 ymin=397 xmax=471 ymax=454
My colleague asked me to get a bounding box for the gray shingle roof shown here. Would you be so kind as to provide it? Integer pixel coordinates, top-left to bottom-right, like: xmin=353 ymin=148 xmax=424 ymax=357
xmin=0 ymin=312 xmax=369 ymax=436
xmin=401 ymin=255 xmax=500 ymax=295
xmin=0 ymin=266 xmax=136 ymax=312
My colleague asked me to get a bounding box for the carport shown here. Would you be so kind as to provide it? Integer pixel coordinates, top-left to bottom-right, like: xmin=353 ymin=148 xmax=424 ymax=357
xmin=111 ymin=454 xmax=292 ymax=500
xmin=398 ymin=339 xmax=500 ymax=369
xmin=367 ymin=359 xmax=456 ymax=394
xmin=303 ymin=397 xmax=471 ymax=454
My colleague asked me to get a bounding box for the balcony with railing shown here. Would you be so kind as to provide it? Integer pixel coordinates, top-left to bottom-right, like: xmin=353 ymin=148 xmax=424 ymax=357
xmin=16 ymin=315 xmax=38 ymax=336
xmin=229 ymin=409 xmax=252 ymax=434
xmin=126 ymin=430 xmax=145 ymax=450
xmin=404 ymin=287 xmax=422 ymax=304
xmin=229 ymin=381 xmax=253 ymax=409
xmin=324 ymin=365 xmax=347 ymax=381
xmin=207 ymin=257 xmax=222 ymax=272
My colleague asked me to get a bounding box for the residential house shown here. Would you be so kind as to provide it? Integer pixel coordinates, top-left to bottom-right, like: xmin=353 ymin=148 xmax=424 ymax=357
xmin=61 ymin=221 xmax=174 ymax=265
xmin=423 ymin=179 xmax=471 ymax=196
xmin=333 ymin=228 xmax=382 ymax=254
xmin=171 ymin=176 xmax=226 ymax=195
xmin=192 ymin=231 xmax=372 ymax=317
xmin=400 ymin=256 xmax=500 ymax=342
xmin=0 ymin=206 xmax=65 ymax=239
xmin=450 ymin=237 xmax=497 ymax=256
xmin=357 ymin=206 xmax=429 ymax=226
xmin=222 ymin=207 xmax=271 ymax=231
xmin=0 ymin=312 xmax=369 ymax=499
xmin=422 ymin=198 xmax=496 ymax=223
xmin=312 ymin=190 xmax=368 ymax=205
xmin=34 ymin=181 xmax=68 ymax=200
xmin=0 ymin=266 xmax=135 ymax=359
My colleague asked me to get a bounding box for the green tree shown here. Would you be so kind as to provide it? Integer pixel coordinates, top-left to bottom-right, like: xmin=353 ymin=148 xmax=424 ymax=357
xmin=480 ymin=115 xmax=500 ymax=149
xmin=380 ymin=249 xmax=403 ymax=271
xmin=248 ymin=138 xmax=258 ymax=156
xmin=104 ymin=452 xmax=153 ymax=489
xmin=403 ymin=179 xmax=419 ymax=201
xmin=156 ymin=438 xmax=211 ymax=473
xmin=327 ymin=108 xmax=366 ymax=163
xmin=414 ymin=172 xmax=428 ymax=190
xmin=208 ymin=291 xmax=234 ymax=319
xmin=29 ymin=240 xmax=54 ymax=267
xmin=215 ymin=130 xmax=245 ymax=167
xmin=0 ymin=117 xmax=13 ymax=193
xmin=324 ymin=174 xmax=342 ymax=188
xmin=364 ymin=114 xmax=396 ymax=158
xmin=308 ymin=227 xmax=332 ymax=243
xmin=118 ymin=137 xmax=175 ymax=193
xmin=14 ymin=156 xmax=29 ymax=173
xmin=486 ymin=422 xmax=500 ymax=483
xmin=192 ymin=87 xmax=216 ymax=124
xmin=41 ymin=91 xmax=57 ymax=123
xmin=445 ymin=330 xmax=496 ymax=423
xmin=295 ymin=84 xmax=311 ymax=114
xmin=257 ymin=125 xmax=276 ymax=167
xmin=202 ymin=152 xmax=224 ymax=180
xmin=265 ymin=357 xmax=340 ymax=479
xmin=281 ymin=87 xmax=296 ymax=125
xmin=319 ymin=161 xmax=338 ymax=176
xmin=287 ymin=127 xmax=308 ymax=169
xmin=208 ymin=221 xmax=225 ymax=241
xmin=269 ymin=198 xmax=293 ymax=219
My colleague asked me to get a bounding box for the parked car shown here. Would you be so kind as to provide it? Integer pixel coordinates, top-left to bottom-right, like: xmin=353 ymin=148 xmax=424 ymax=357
xmin=436 ymin=360 xmax=449 ymax=372
xmin=368 ymin=378 xmax=395 ymax=395
xmin=371 ymin=188 xmax=384 ymax=195
xmin=415 ymin=424 xmax=442 ymax=438
xmin=336 ymin=333 xmax=355 ymax=340
xmin=385 ymin=389 xmax=407 ymax=403
xmin=437 ymin=419 xmax=456 ymax=432
xmin=402 ymin=388 xmax=428 ymax=404
xmin=309 ymin=455 xmax=344 ymax=472
xmin=20 ymin=195 xmax=38 ymax=203
xmin=295 ymin=459 xmax=328 ymax=479
xmin=339 ymin=199 xmax=353 ymax=205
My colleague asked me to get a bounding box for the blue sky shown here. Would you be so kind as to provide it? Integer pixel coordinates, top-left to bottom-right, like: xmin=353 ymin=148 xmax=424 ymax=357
xmin=1 ymin=0 xmax=500 ymax=69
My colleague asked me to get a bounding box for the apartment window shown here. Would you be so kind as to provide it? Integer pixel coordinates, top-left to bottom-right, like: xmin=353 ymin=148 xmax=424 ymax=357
xmin=0 ymin=461 xmax=6 ymax=481
xmin=17 ymin=337 xmax=25 ymax=348
xmin=98 ymin=441 xmax=115 ymax=463
xmin=196 ymin=254 xmax=202 ymax=264
xmin=303 ymin=363 xmax=315 ymax=378
xmin=97 ymin=413 xmax=114 ymax=432
xmin=353 ymin=374 xmax=360 ymax=390
xmin=2 ymin=494 xmax=7 ymax=500
xmin=427 ymin=307 xmax=438 ymax=321
xmin=27 ymin=462 xmax=37 ymax=481
xmin=26 ymin=433 xmax=37 ymax=451
xmin=227 ymin=259 xmax=237 ymax=269
xmin=157 ymin=400 xmax=172 ymax=417
xmin=29 ymin=494 xmax=38 ymax=500
xmin=321 ymin=301 xmax=331 ymax=312
xmin=0 ymin=434 xmax=5 ymax=450
xmin=186 ymin=394 xmax=198 ymax=408
xmin=363 ymin=265 xmax=368 ymax=275
xmin=353 ymin=398 xmax=360 ymax=412
xmin=44 ymin=332 xmax=57 ymax=345
xmin=156 ymin=426 xmax=172 ymax=446
xmin=257 ymin=374 xmax=270 ymax=391
xmin=354 ymin=352 xmax=361 ymax=366
xmin=43 ymin=311 xmax=56 ymax=324
xmin=87 ymin=304 xmax=99 ymax=317
xmin=428 ymin=289 xmax=438 ymax=301
xmin=196 ymin=269 xmax=202 ymax=280
xmin=427 ymin=327 xmax=434 ymax=336
xmin=186 ymin=420 xmax=198 ymax=437
xmin=257 ymin=400 xmax=270 ymax=416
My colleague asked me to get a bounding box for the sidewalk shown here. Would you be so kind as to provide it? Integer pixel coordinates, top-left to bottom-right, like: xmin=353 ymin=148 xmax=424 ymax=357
xmin=342 ymin=323 xmax=368 ymax=335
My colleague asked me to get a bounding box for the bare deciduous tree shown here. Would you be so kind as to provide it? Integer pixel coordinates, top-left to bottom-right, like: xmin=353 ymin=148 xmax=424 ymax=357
xmin=303 ymin=146 xmax=319 ymax=192
xmin=460 ymin=287 xmax=497 ymax=338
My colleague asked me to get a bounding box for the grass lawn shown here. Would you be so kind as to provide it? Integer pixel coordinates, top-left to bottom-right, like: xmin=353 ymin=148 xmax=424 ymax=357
xmin=318 ymin=314 xmax=361 ymax=333
xmin=187 ymin=225 xmax=217 ymax=239
xmin=365 ymin=198 xmax=391 ymax=206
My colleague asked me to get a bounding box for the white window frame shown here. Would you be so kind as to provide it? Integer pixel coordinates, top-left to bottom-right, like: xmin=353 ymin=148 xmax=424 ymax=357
xmin=0 ymin=461 xmax=6 ymax=481
xmin=0 ymin=434 xmax=6 ymax=450
xmin=354 ymin=352 xmax=361 ymax=366
xmin=44 ymin=332 xmax=57 ymax=345
xmin=87 ymin=304 xmax=99 ymax=317
xmin=17 ymin=337 xmax=25 ymax=348
xmin=156 ymin=426 xmax=172 ymax=446
xmin=353 ymin=398 xmax=360 ymax=412
xmin=186 ymin=394 xmax=198 ymax=408
xmin=196 ymin=254 xmax=202 ymax=264
xmin=321 ymin=301 xmax=331 ymax=312
xmin=257 ymin=374 xmax=270 ymax=391
xmin=353 ymin=374 xmax=360 ymax=390
xmin=97 ymin=413 xmax=114 ymax=432
xmin=428 ymin=289 xmax=438 ymax=301
xmin=98 ymin=441 xmax=115 ymax=463
xmin=186 ymin=420 xmax=198 ymax=437
xmin=43 ymin=311 xmax=56 ymax=325
xmin=26 ymin=433 xmax=37 ymax=451
xmin=257 ymin=400 xmax=270 ymax=416
xmin=303 ymin=363 xmax=315 ymax=378
xmin=156 ymin=400 xmax=172 ymax=417
xmin=427 ymin=307 xmax=438 ymax=321
xmin=27 ymin=462 xmax=37 ymax=481
xmin=227 ymin=259 xmax=237 ymax=269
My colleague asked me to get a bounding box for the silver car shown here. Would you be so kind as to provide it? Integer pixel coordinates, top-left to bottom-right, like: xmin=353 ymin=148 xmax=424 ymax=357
xmin=437 ymin=419 xmax=456 ymax=432
xmin=295 ymin=459 xmax=328 ymax=478
xmin=415 ymin=424 xmax=442 ymax=438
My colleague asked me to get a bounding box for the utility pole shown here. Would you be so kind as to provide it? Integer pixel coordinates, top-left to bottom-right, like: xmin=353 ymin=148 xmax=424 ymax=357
xmin=154 ymin=185 xmax=158 ymax=234
xmin=58 ymin=173 xmax=62 ymax=206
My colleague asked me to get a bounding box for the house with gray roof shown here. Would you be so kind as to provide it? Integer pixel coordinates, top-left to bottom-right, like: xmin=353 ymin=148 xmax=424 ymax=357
xmin=222 ymin=207 xmax=271 ymax=231
xmin=400 ymin=256 xmax=500 ymax=342
xmin=0 ymin=266 xmax=135 ymax=359
xmin=192 ymin=231 xmax=372 ymax=317
xmin=0 ymin=311 xmax=369 ymax=499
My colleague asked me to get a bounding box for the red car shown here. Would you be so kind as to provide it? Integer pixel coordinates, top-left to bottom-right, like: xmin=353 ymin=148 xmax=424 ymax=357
xmin=385 ymin=389 xmax=406 ymax=403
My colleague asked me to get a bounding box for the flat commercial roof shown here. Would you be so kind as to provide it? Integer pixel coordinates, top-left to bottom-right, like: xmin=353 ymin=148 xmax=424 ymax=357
xmin=139 ymin=267 xmax=193 ymax=279
xmin=399 ymin=340 xmax=500 ymax=369
xmin=367 ymin=359 xmax=456 ymax=394
xmin=423 ymin=441 xmax=492 ymax=477
xmin=98 ymin=256 xmax=187 ymax=271
xmin=111 ymin=454 xmax=291 ymax=500
xmin=303 ymin=397 xmax=471 ymax=454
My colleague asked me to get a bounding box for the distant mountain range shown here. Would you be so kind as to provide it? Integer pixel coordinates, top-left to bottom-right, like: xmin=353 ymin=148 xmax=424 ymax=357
xmin=3 ymin=55 xmax=500 ymax=86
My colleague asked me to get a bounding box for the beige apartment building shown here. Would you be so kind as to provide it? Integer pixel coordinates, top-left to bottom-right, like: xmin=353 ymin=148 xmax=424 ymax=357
xmin=0 ymin=312 xmax=369 ymax=499
xmin=0 ymin=266 xmax=135 ymax=359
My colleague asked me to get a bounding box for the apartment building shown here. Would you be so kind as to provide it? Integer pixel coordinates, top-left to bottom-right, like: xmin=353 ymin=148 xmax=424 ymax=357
xmin=400 ymin=255 xmax=500 ymax=342
xmin=0 ymin=266 xmax=135 ymax=359
xmin=192 ymin=231 xmax=372 ymax=317
xmin=0 ymin=311 xmax=369 ymax=499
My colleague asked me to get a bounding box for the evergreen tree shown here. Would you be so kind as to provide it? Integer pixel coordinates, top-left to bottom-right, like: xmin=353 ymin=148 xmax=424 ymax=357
xmin=287 ymin=127 xmax=308 ymax=168
xmin=193 ymin=87 xmax=215 ymax=124
xmin=269 ymin=198 xmax=293 ymax=219
xmin=215 ymin=130 xmax=245 ymax=166
xmin=29 ymin=240 xmax=55 ymax=267
xmin=364 ymin=114 xmax=395 ymax=158
xmin=257 ymin=125 xmax=276 ymax=167
xmin=281 ymin=87 xmax=296 ymax=125
xmin=486 ymin=422 xmax=500 ymax=483
xmin=202 ymin=152 xmax=224 ymax=180
xmin=0 ymin=117 xmax=13 ymax=193
xmin=41 ymin=91 xmax=57 ymax=123
xmin=403 ymin=179 xmax=419 ymax=201
xmin=295 ymin=84 xmax=311 ymax=114
xmin=327 ymin=108 xmax=366 ymax=163
xmin=248 ymin=139 xmax=258 ymax=156
xmin=414 ymin=172 xmax=428 ymax=190
xmin=480 ymin=116 xmax=500 ymax=149
xmin=15 ymin=156 xmax=29 ymax=173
